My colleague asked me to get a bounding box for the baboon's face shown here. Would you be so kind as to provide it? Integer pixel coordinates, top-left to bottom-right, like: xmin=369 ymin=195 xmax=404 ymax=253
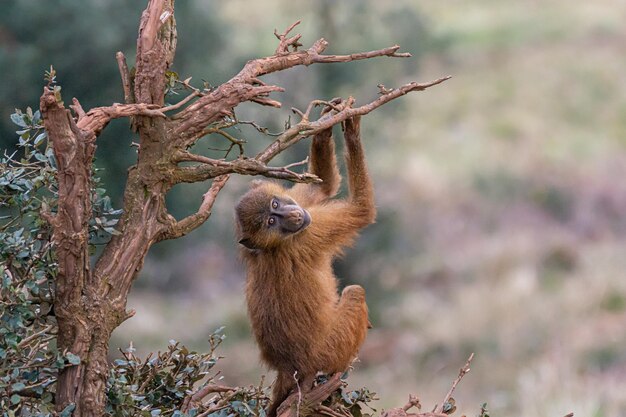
xmin=235 ymin=183 xmax=310 ymax=250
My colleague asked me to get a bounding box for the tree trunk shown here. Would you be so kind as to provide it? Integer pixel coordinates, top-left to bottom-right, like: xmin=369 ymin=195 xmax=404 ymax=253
xmin=45 ymin=1 xmax=179 ymax=414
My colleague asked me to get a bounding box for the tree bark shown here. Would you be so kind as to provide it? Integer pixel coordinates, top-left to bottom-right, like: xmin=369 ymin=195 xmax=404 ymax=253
xmin=45 ymin=0 xmax=179 ymax=414
xmin=40 ymin=88 xmax=110 ymax=415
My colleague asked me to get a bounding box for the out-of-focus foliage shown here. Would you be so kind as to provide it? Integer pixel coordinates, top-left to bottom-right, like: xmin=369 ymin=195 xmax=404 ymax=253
xmin=0 ymin=1 xmax=227 ymax=207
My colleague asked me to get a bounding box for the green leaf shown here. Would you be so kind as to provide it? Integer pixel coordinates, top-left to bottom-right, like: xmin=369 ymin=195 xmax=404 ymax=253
xmin=60 ymin=403 xmax=76 ymax=417
xmin=66 ymin=352 xmax=81 ymax=365
xmin=32 ymin=110 xmax=41 ymax=124
xmin=33 ymin=132 xmax=47 ymax=146
xmin=10 ymin=113 xmax=27 ymax=128
xmin=103 ymin=227 xmax=122 ymax=236
xmin=11 ymin=382 xmax=26 ymax=391
xmin=10 ymin=394 xmax=21 ymax=404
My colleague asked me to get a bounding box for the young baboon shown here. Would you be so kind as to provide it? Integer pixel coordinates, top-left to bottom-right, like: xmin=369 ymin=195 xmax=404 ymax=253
xmin=235 ymin=116 xmax=375 ymax=416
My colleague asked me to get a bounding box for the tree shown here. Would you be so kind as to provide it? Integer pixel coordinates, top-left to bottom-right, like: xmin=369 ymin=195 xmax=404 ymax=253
xmin=4 ymin=1 xmax=450 ymax=416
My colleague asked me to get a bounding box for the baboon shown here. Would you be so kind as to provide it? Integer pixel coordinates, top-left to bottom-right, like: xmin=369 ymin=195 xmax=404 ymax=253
xmin=235 ymin=116 xmax=375 ymax=416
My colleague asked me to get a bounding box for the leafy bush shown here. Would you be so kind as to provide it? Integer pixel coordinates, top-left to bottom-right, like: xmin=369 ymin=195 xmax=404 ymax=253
xmin=106 ymin=330 xmax=234 ymax=417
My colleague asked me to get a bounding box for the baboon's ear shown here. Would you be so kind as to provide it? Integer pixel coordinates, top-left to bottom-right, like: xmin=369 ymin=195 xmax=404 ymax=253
xmin=238 ymin=237 xmax=257 ymax=249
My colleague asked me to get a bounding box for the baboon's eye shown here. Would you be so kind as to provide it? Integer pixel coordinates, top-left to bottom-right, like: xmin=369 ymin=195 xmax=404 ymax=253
xmin=268 ymin=216 xmax=276 ymax=225
xmin=271 ymin=200 xmax=279 ymax=209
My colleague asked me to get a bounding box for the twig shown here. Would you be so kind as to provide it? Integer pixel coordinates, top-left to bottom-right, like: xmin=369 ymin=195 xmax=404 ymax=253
xmin=277 ymin=373 xmax=344 ymax=417
xmin=434 ymin=353 xmax=474 ymax=414
xmin=70 ymin=98 xmax=86 ymax=121
xmin=181 ymin=383 xmax=236 ymax=413
xmin=161 ymin=90 xmax=201 ymax=113
xmin=275 ymin=20 xmax=303 ymax=54
xmin=195 ymin=390 xmax=238 ymax=417
xmin=282 ymin=157 xmax=309 ymax=171
xmin=116 ymin=52 xmax=133 ymax=104
xmin=200 ymin=127 xmax=246 ymax=156
xmin=317 ymin=405 xmax=346 ymax=417
xmin=235 ymin=119 xmax=284 ymax=137
xmin=292 ymin=100 xmax=344 ymax=122
xmin=17 ymin=325 xmax=54 ymax=349
xmin=159 ymin=175 xmax=230 ymax=241
xmin=402 ymin=395 xmax=421 ymax=412
xmin=256 ymin=76 xmax=451 ymax=163
xmin=293 ymin=371 xmax=302 ymax=417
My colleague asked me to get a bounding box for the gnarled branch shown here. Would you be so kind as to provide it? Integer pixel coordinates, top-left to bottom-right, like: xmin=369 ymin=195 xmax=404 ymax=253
xmin=181 ymin=384 xmax=236 ymax=413
xmin=75 ymin=102 xmax=166 ymax=138
xmin=172 ymin=151 xmax=321 ymax=184
xmin=116 ymin=52 xmax=134 ymax=105
xmin=277 ymin=373 xmax=344 ymax=417
xmin=170 ymin=22 xmax=413 ymax=144
xmin=158 ymin=174 xmax=229 ymax=241
xmin=257 ymin=76 xmax=451 ymax=163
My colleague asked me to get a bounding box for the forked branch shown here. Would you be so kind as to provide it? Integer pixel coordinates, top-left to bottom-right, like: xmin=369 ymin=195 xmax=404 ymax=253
xmin=171 ymin=22 xmax=415 ymax=143
xmin=277 ymin=373 xmax=344 ymax=417
xmin=257 ymin=76 xmax=451 ymax=163
xmin=434 ymin=353 xmax=474 ymax=415
xmin=73 ymin=102 xmax=166 ymax=138
xmin=181 ymin=384 xmax=236 ymax=413
xmin=159 ymin=175 xmax=230 ymax=241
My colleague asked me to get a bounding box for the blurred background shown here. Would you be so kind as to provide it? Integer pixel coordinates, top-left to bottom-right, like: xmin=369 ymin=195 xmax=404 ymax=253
xmin=2 ymin=1 xmax=626 ymax=416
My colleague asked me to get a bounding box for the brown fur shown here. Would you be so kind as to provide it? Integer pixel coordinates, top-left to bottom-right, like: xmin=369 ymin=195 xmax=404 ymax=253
xmin=235 ymin=117 xmax=375 ymax=416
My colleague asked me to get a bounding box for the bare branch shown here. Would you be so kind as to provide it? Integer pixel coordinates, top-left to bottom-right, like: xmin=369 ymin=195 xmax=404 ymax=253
xmin=275 ymin=20 xmax=303 ymax=55
xmin=250 ymin=96 xmax=283 ymax=108
xmin=257 ymin=76 xmax=451 ymax=163
xmin=277 ymin=373 xmax=344 ymax=417
xmin=161 ymin=90 xmax=201 ymax=113
xmin=70 ymin=98 xmax=86 ymax=121
xmin=434 ymin=352 xmax=474 ymax=415
xmin=159 ymin=174 xmax=230 ymax=241
xmin=171 ymin=26 xmax=414 ymax=144
xmin=181 ymin=384 xmax=236 ymax=413
xmin=199 ymin=127 xmax=246 ymax=156
xmin=402 ymin=394 xmax=422 ymax=412
xmin=306 ymin=43 xmax=411 ymax=63
xmin=17 ymin=325 xmax=54 ymax=349
xmin=116 ymin=52 xmax=134 ymax=104
xmin=172 ymin=151 xmax=321 ymax=184
xmin=75 ymin=103 xmax=166 ymax=138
